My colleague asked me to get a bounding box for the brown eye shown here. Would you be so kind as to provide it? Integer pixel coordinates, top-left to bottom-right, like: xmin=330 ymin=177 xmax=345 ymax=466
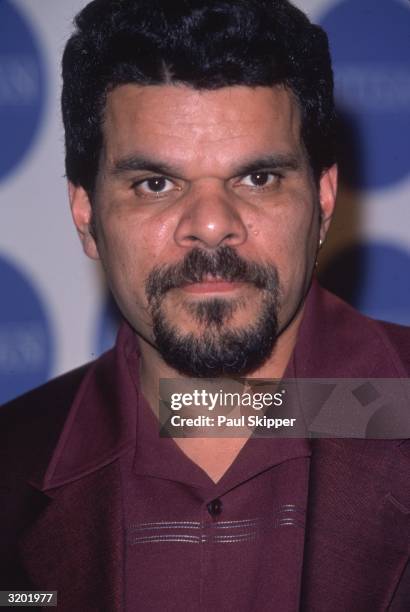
xmin=249 ymin=172 xmax=272 ymax=186
xmin=239 ymin=172 xmax=279 ymax=188
xmin=134 ymin=176 xmax=175 ymax=195
xmin=145 ymin=177 xmax=168 ymax=192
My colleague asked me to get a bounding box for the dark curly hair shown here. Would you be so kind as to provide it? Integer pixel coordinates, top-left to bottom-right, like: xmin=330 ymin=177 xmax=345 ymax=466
xmin=62 ymin=0 xmax=336 ymax=194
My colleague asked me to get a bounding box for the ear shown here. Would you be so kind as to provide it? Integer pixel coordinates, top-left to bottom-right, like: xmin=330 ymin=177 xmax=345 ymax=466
xmin=68 ymin=182 xmax=100 ymax=260
xmin=318 ymin=163 xmax=338 ymax=242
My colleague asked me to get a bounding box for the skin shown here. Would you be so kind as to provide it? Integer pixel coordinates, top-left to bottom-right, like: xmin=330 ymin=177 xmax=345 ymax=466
xmin=69 ymin=84 xmax=337 ymax=480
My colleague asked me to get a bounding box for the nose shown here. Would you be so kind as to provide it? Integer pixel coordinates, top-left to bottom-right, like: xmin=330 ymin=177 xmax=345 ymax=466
xmin=174 ymin=186 xmax=248 ymax=249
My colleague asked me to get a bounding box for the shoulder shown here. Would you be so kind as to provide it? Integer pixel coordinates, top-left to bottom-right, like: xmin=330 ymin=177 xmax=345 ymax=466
xmin=0 ymin=364 xmax=92 ymax=481
xmin=0 ymin=362 xmax=92 ymax=427
xmin=322 ymin=283 xmax=410 ymax=375
xmin=298 ymin=282 xmax=410 ymax=378
xmin=377 ymin=320 xmax=410 ymax=374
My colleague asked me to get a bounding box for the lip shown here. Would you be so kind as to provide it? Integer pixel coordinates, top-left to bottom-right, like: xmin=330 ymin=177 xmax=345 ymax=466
xmin=181 ymin=279 xmax=246 ymax=294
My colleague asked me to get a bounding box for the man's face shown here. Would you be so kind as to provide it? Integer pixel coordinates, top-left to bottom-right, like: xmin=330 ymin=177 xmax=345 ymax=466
xmin=71 ymin=84 xmax=336 ymax=376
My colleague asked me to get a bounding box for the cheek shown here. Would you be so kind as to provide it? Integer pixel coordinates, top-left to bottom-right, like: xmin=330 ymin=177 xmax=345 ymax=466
xmin=288 ymin=214 xmax=318 ymax=281
xmin=97 ymin=223 xmax=144 ymax=301
xmin=260 ymin=201 xmax=316 ymax=266
xmin=258 ymin=195 xmax=319 ymax=305
xmin=97 ymin=211 xmax=177 ymax=303
xmin=103 ymin=201 xmax=178 ymax=258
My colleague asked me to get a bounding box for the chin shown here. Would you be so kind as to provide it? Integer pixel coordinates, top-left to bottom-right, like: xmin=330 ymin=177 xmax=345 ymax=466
xmin=151 ymin=298 xmax=280 ymax=378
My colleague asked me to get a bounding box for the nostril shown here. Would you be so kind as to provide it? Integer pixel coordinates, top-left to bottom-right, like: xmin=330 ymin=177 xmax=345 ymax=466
xmin=174 ymin=196 xmax=248 ymax=250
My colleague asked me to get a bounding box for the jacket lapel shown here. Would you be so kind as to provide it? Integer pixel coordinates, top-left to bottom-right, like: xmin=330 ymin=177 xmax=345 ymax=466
xmin=301 ymin=438 xmax=410 ymax=611
xmin=16 ymin=325 xmax=139 ymax=608
xmin=19 ymin=462 xmax=124 ymax=612
xmin=295 ymin=282 xmax=410 ymax=610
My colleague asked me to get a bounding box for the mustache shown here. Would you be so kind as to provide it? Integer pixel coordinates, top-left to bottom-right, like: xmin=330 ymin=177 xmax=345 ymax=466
xmin=145 ymin=246 xmax=279 ymax=303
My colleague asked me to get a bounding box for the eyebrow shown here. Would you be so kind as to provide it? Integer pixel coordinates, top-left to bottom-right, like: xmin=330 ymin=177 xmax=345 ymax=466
xmin=111 ymin=155 xmax=184 ymax=179
xmin=110 ymin=152 xmax=301 ymax=180
xmin=232 ymin=153 xmax=301 ymax=177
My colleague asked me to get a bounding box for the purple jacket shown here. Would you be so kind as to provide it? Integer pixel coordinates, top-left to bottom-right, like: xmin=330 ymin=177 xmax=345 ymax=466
xmin=1 ymin=282 xmax=409 ymax=611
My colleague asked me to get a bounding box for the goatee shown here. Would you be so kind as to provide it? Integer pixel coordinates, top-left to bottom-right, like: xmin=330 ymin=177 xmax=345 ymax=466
xmin=145 ymin=246 xmax=281 ymax=377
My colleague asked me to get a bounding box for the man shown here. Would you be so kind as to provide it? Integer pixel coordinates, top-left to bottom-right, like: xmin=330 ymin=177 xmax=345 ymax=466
xmin=1 ymin=0 xmax=409 ymax=610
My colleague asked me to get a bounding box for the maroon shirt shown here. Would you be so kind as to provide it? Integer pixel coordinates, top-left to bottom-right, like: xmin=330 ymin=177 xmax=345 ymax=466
xmin=119 ymin=335 xmax=311 ymax=611
xmin=6 ymin=281 xmax=409 ymax=610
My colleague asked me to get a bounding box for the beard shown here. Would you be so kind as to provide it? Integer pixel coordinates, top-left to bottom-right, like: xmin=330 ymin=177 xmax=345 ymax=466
xmin=145 ymin=246 xmax=281 ymax=377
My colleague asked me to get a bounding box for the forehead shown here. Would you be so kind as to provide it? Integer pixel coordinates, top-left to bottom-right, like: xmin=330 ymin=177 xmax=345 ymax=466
xmin=102 ymin=84 xmax=303 ymax=172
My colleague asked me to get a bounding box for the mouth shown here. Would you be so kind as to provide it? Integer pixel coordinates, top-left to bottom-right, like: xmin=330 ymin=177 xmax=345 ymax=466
xmin=180 ymin=275 xmax=247 ymax=295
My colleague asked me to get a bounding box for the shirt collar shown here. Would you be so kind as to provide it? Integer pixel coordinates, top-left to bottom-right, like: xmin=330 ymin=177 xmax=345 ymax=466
xmin=39 ymin=277 xmax=402 ymax=492
xmin=36 ymin=322 xmax=139 ymax=490
xmin=130 ymin=324 xmax=311 ymax=495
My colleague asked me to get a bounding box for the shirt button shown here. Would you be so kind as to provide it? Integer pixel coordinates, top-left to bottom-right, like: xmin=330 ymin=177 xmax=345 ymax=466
xmin=207 ymin=498 xmax=223 ymax=517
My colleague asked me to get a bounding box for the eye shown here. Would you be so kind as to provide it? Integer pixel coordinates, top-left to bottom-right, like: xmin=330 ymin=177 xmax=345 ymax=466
xmin=133 ymin=176 xmax=175 ymax=195
xmin=240 ymin=172 xmax=279 ymax=188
